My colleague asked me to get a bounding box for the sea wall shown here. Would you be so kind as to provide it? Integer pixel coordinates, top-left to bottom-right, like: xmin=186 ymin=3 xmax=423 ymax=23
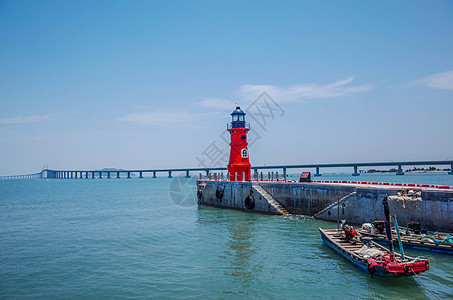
xmin=197 ymin=181 xmax=453 ymax=232
xmin=197 ymin=181 xmax=279 ymax=214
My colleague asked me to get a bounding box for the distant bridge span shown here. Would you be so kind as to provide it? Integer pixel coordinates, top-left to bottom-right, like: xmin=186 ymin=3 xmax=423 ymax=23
xmin=1 ymin=160 xmax=452 ymax=180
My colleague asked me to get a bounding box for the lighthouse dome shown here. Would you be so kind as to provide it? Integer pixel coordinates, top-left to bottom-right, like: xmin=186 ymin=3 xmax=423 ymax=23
xmin=230 ymin=106 xmax=247 ymax=128
xmin=231 ymin=106 xmax=246 ymax=116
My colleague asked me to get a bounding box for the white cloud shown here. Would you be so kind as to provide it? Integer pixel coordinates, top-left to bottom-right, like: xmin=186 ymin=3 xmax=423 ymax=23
xmin=0 ymin=115 xmax=50 ymax=125
xmin=414 ymin=70 xmax=453 ymax=90
xmin=237 ymin=77 xmax=373 ymax=103
xmin=194 ymin=98 xmax=235 ymax=110
xmin=118 ymin=111 xmax=197 ymax=125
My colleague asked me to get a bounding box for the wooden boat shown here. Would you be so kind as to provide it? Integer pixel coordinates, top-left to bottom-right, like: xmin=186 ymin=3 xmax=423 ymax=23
xmin=358 ymin=229 xmax=453 ymax=255
xmin=319 ymin=228 xmax=430 ymax=277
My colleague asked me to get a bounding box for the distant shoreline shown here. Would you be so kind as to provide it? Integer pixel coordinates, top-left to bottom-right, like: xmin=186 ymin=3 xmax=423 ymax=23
xmin=366 ymin=170 xmax=448 ymax=174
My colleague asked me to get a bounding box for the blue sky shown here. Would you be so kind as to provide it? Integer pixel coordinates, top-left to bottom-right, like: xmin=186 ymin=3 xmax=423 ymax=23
xmin=1 ymin=0 xmax=452 ymax=175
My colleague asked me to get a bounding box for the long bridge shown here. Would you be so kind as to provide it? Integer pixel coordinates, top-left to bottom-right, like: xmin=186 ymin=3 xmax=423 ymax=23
xmin=1 ymin=160 xmax=452 ymax=180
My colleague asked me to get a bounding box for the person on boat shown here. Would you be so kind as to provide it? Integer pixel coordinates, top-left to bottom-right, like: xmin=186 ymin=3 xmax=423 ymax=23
xmin=342 ymin=223 xmax=358 ymax=242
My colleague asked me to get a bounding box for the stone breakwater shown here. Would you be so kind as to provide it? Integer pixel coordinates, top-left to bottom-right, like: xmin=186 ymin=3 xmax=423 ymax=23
xmin=197 ymin=180 xmax=453 ymax=232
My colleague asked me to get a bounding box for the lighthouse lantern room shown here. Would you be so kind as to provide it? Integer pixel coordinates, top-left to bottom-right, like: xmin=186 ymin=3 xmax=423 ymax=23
xmin=227 ymin=107 xmax=251 ymax=181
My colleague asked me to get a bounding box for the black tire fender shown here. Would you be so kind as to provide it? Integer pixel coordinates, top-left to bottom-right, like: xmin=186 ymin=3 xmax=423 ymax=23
xmin=245 ymin=195 xmax=255 ymax=209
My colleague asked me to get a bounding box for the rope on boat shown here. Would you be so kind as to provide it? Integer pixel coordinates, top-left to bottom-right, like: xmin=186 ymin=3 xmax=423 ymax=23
xmin=409 ymin=267 xmax=441 ymax=300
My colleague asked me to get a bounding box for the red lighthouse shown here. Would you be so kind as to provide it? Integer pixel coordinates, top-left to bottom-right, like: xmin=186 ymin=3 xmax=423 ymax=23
xmin=227 ymin=107 xmax=251 ymax=181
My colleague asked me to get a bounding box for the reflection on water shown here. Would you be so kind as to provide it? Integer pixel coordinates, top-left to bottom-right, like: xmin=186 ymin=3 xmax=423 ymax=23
xmin=222 ymin=216 xmax=261 ymax=296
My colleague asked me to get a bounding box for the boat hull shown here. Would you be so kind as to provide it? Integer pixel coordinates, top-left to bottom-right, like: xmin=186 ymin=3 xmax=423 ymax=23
xmin=359 ymin=230 xmax=453 ymax=255
xmin=320 ymin=228 xmax=429 ymax=277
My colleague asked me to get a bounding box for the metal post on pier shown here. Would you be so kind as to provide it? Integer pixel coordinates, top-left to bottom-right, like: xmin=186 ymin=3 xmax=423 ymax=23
xmin=314 ymin=166 xmax=322 ymax=177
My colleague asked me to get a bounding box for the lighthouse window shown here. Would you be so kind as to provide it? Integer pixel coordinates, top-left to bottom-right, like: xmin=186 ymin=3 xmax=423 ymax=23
xmin=239 ymin=115 xmax=244 ymax=122
xmin=233 ymin=115 xmax=239 ymax=122
xmin=241 ymin=149 xmax=248 ymax=158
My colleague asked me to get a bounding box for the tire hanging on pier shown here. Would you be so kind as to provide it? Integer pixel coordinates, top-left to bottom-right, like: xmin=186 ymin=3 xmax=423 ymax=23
xmin=215 ymin=186 xmax=225 ymax=201
xmin=197 ymin=188 xmax=203 ymax=201
xmin=245 ymin=195 xmax=255 ymax=209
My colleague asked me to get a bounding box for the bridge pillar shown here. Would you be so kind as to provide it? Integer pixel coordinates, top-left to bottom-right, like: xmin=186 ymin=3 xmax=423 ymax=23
xmin=139 ymin=172 xmax=143 ymax=178
xmin=185 ymin=170 xmax=190 ymax=178
xmin=352 ymin=166 xmax=360 ymax=176
xmin=396 ymin=165 xmax=404 ymax=175
xmin=314 ymin=166 xmax=322 ymax=177
xmin=117 ymin=171 xmax=120 ymax=178
xmin=99 ymin=172 xmax=103 ymax=179
xmin=168 ymin=171 xmax=172 ymax=178
xmin=449 ymin=164 xmax=453 ymax=175
xmin=205 ymin=170 xmax=209 ymax=177
xmin=85 ymin=172 xmax=89 ymax=179
xmin=91 ymin=171 xmax=95 ymax=179
xmin=107 ymin=172 xmax=111 ymax=179
xmin=254 ymin=169 xmax=259 ymax=181
xmin=153 ymin=171 xmax=157 ymax=178
xmin=283 ymin=168 xmax=286 ymax=181
xmin=75 ymin=172 xmax=78 ymax=179
xmin=71 ymin=172 xmax=74 ymax=179
xmin=127 ymin=172 xmax=131 ymax=179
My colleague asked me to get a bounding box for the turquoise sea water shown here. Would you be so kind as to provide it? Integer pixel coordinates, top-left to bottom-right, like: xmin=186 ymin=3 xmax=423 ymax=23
xmin=1 ymin=174 xmax=452 ymax=299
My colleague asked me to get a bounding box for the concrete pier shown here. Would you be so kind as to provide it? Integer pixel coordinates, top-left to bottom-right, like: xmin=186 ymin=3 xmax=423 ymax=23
xmin=198 ymin=180 xmax=453 ymax=232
